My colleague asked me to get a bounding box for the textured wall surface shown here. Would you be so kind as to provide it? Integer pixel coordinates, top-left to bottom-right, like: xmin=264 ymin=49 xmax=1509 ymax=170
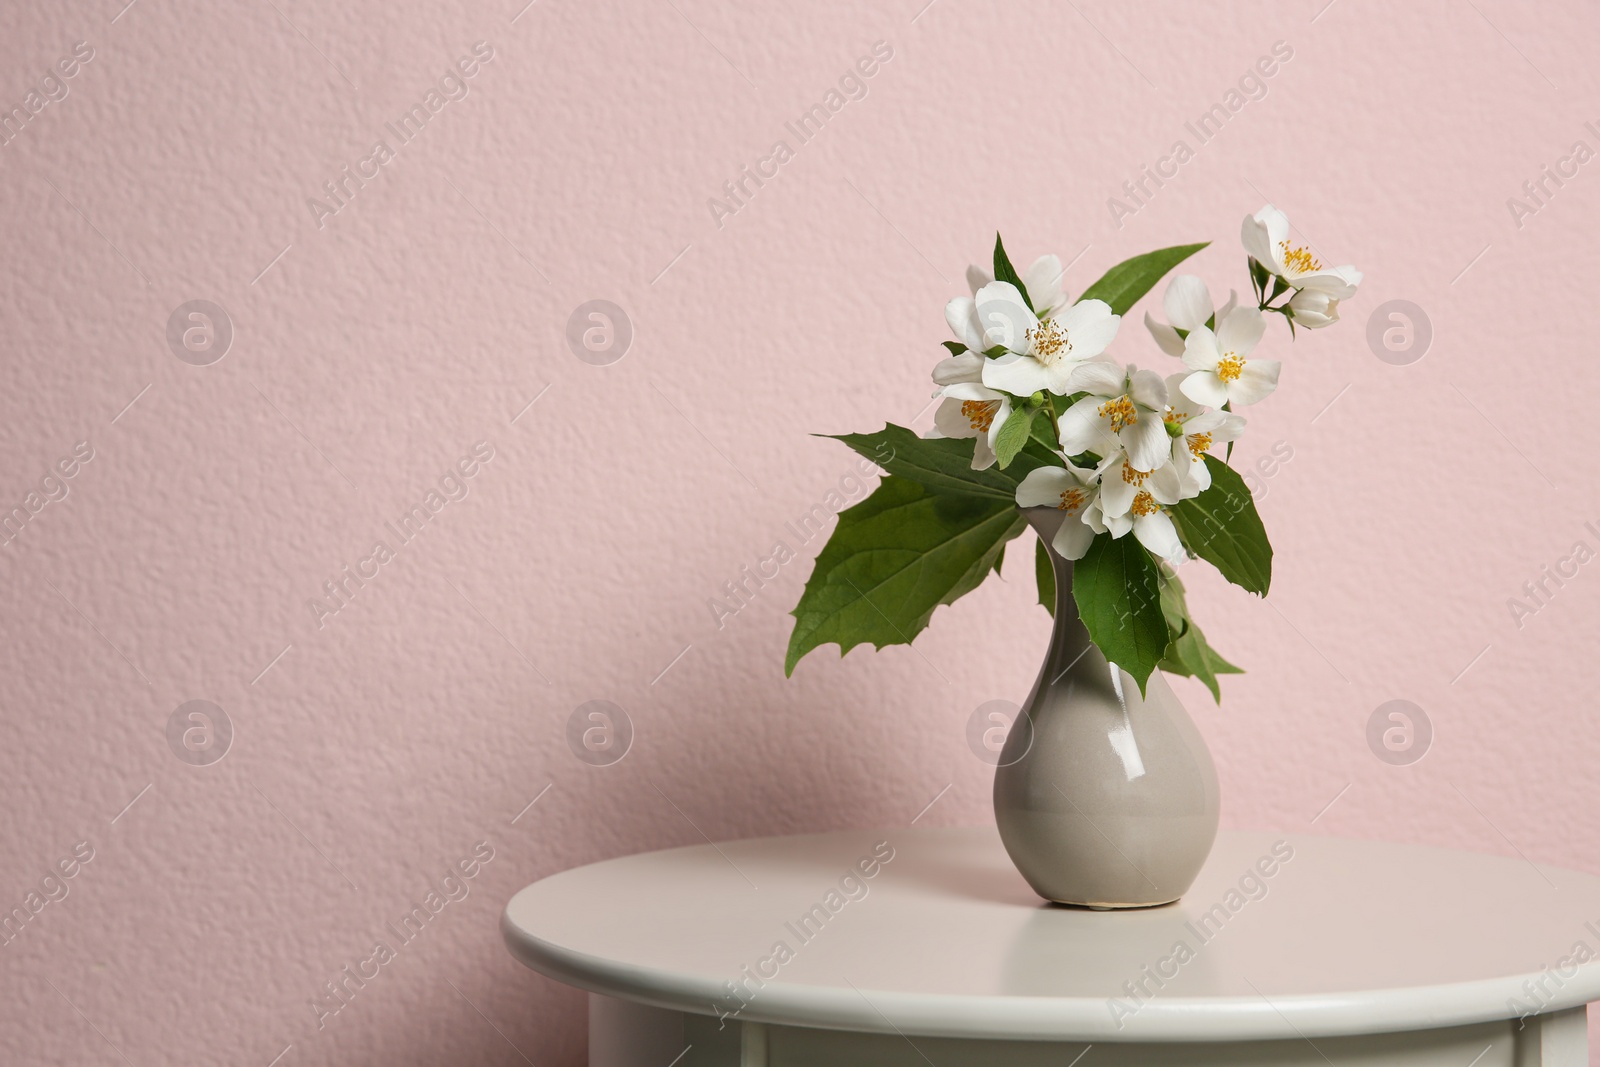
xmin=2 ymin=0 xmax=1598 ymax=1063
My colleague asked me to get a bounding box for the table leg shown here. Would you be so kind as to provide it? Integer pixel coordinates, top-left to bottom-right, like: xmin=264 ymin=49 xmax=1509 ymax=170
xmin=588 ymin=994 xmax=684 ymax=1067
xmin=740 ymin=1021 xmax=767 ymax=1067
xmin=1514 ymin=1007 xmax=1588 ymax=1067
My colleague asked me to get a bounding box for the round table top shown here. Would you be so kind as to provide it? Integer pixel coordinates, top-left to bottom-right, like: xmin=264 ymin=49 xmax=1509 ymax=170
xmin=501 ymin=826 xmax=1600 ymax=1042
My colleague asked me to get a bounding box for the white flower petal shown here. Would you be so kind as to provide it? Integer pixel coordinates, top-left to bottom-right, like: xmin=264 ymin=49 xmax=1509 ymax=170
xmin=1227 ymin=360 xmax=1281 ymax=406
xmin=974 ymin=281 xmax=1037 ymax=352
xmin=1182 ymin=326 xmax=1223 ymax=372
xmin=1023 ymin=255 xmax=1065 ymax=312
xmin=1215 ymin=306 xmax=1266 ymax=357
xmin=1165 ymin=372 xmax=1200 ymax=419
xmin=1147 ymin=462 xmax=1183 ymax=504
xmin=1254 ymin=205 xmax=1290 ymax=259
xmin=1064 ymin=459 xmax=1101 ymax=483
xmin=1100 ymin=462 xmax=1137 ymax=517
xmin=1127 ymin=368 xmax=1168 ymax=411
xmin=932 ymin=350 xmax=983 ymax=385
xmin=1179 ymin=446 xmax=1212 ymax=493
xmin=1056 ymin=395 xmax=1108 ymax=455
xmin=981 ymin=353 xmax=1053 ymax=396
xmin=1134 ymin=510 xmax=1185 ymax=566
xmin=1241 ymin=211 xmax=1276 ymax=268
xmin=933 ymin=397 xmax=978 ymax=439
xmin=985 ymin=398 xmax=1013 ymax=451
xmin=965 ymin=264 xmax=992 ymax=298
xmin=1145 ymin=311 xmax=1185 ymax=357
xmin=944 ymin=297 xmax=986 ymax=352
xmin=1217 ymin=289 xmax=1238 ymax=321
xmin=1212 ymin=411 xmax=1247 ymax=441
xmin=1121 ymin=411 xmax=1171 ymax=472
xmin=1294 ymin=267 xmax=1360 ymax=300
xmin=1016 ymin=466 xmax=1072 ymax=508
xmin=1180 ymin=371 xmax=1230 ymax=409
xmin=1067 ymin=359 xmax=1125 ymax=397
xmin=971 ymin=434 xmax=997 ymax=469
xmin=1052 ymin=513 xmax=1096 ymax=561
xmin=941 ymin=381 xmax=1003 ymax=402
xmin=1163 ymin=275 xmax=1213 ymax=332
xmin=1042 ymin=360 xmax=1083 ymax=396
xmin=1054 ymin=299 xmax=1120 ymax=359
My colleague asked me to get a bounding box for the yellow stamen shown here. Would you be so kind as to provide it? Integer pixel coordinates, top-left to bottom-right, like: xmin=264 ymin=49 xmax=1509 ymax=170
xmin=1057 ymin=487 xmax=1087 ymax=514
xmin=1026 ymin=319 xmax=1071 ymax=365
xmin=1216 ymin=354 xmax=1245 ymax=383
xmin=1186 ymin=431 xmax=1212 ymax=457
xmin=1098 ymin=395 xmax=1138 ymax=432
xmin=1120 ymin=462 xmax=1149 ymax=486
xmin=961 ymin=399 xmax=999 ymax=432
xmin=1278 ymin=239 xmax=1322 ymax=275
xmin=1131 ymin=491 xmax=1159 ymax=517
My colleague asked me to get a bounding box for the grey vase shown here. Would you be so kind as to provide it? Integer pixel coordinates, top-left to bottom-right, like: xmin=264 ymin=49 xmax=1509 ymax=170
xmin=993 ymin=507 xmax=1221 ymax=908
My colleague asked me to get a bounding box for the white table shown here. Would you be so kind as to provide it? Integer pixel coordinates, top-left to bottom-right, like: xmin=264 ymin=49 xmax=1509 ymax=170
xmin=502 ymin=827 xmax=1600 ymax=1066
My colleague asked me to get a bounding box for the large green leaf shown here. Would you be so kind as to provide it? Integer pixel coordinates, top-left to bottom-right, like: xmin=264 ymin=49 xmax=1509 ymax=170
xmin=1035 ymin=536 xmax=1056 ymax=618
xmin=1156 ymin=570 xmax=1243 ymax=703
xmin=1078 ymin=242 xmax=1209 ymax=316
xmin=785 ymin=476 xmax=1028 ymax=675
xmin=1072 ymin=533 xmax=1169 ymax=695
xmin=827 ymin=424 xmax=1053 ymax=501
xmin=992 ymin=233 xmax=1034 ymax=312
xmin=1169 ymin=455 xmax=1273 ymax=596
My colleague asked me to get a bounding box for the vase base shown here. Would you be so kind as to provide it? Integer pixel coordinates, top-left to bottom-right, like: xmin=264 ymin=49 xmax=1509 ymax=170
xmin=1049 ymin=896 xmax=1180 ymax=910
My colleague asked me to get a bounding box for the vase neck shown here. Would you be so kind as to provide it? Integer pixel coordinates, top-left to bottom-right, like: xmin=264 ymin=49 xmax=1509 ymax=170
xmin=1021 ymin=507 xmax=1098 ymax=678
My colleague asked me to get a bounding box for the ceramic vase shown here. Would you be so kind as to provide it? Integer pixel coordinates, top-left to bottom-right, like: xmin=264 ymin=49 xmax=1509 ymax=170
xmin=992 ymin=506 xmax=1221 ymax=908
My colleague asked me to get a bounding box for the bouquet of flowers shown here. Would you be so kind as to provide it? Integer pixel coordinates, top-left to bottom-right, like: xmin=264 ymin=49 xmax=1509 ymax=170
xmin=786 ymin=205 xmax=1360 ymax=700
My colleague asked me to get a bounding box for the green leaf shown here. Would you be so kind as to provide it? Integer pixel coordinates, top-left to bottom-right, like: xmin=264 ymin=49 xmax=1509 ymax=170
xmin=992 ymin=233 xmax=1035 ymax=313
xmin=1169 ymin=455 xmax=1273 ymax=596
xmin=827 ymin=424 xmax=1052 ymax=501
xmin=1248 ymin=256 xmax=1270 ymax=301
xmin=940 ymin=341 xmax=968 ymax=355
xmin=785 ymin=477 xmax=1027 ymax=675
xmin=992 ymin=407 xmax=1031 ymax=469
xmin=1156 ymin=571 xmax=1243 ymax=703
xmin=1035 ymin=536 xmax=1055 ymax=618
xmin=1079 ymin=242 xmax=1209 ymax=316
xmin=1072 ymin=533 xmax=1168 ymax=695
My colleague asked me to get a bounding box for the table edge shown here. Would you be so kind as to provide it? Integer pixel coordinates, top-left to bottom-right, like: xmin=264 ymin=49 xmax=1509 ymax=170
xmin=500 ymin=903 xmax=1600 ymax=1042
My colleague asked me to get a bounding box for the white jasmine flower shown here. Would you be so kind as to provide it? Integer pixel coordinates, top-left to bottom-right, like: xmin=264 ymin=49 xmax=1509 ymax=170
xmin=1056 ymin=362 xmax=1170 ymax=471
xmin=976 ymin=282 xmax=1121 ymax=397
xmin=1098 ymin=450 xmax=1183 ymax=519
xmin=1015 ymin=461 xmax=1101 ymax=560
xmin=1286 ymin=287 xmax=1341 ymax=329
xmin=1241 ymin=204 xmax=1362 ymax=298
xmin=1163 ymin=375 xmax=1246 ymax=494
xmin=1179 ymin=307 xmax=1279 ymax=408
xmin=931 ymin=382 xmax=1013 ymax=470
xmin=1097 ymin=490 xmax=1187 ymax=567
xmin=944 ymin=255 xmax=1067 ymax=353
xmin=1144 ymin=275 xmax=1237 ymax=357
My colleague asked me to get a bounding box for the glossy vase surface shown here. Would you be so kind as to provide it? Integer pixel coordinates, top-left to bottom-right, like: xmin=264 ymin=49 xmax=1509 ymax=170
xmin=993 ymin=507 xmax=1221 ymax=908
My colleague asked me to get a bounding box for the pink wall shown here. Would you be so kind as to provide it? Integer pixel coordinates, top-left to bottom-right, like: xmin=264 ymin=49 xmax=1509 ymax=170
xmin=2 ymin=0 xmax=1597 ymax=1062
